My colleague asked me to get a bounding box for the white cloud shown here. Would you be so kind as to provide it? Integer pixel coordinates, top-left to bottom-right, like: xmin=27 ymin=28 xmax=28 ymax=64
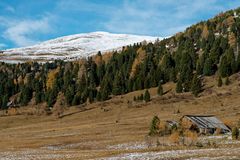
xmin=1 ymin=16 xmax=53 ymax=47
xmin=102 ymin=0 xmax=240 ymax=36
xmin=55 ymin=0 xmax=240 ymax=36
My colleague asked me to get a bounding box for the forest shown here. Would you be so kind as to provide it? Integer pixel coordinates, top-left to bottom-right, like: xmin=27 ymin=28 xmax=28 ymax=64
xmin=1 ymin=7 xmax=240 ymax=110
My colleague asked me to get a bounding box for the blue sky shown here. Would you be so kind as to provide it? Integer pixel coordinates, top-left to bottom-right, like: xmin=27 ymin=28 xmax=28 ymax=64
xmin=0 ymin=0 xmax=240 ymax=49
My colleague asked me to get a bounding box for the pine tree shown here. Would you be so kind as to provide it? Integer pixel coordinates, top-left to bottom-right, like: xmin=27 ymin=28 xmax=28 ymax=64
xmin=191 ymin=74 xmax=202 ymax=97
xmin=232 ymin=127 xmax=239 ymax=140
xmin=20 ymin=86 xmax=32 ymax=106
xmin=101 ymin=86 xmax=110 ymax=101
xmin=47 ymin=90 xmax=55 ymax=108
xmin=139 ymin=94 xmax=144 ymax=101
xmin=157 ymin=82 xmax=163 ymax=96
xmin=72 ymin=92 xmax=81 ymax=105
xmin=176 ymin=80 xmax=183 ymax=93
xmin=149 ymin=116 xmax=160 ymax=136
xmin=203 ymin=58 xmax=215 ymax=76
xmin=35 ymin=91 xmax=42 ymax=104
xmin=219 ymin=49 xmax=235 ymax=77
xmin=65 ymin=86 xmax=75 ymax=105
xmin=225 ymin=76 xmax=230 ymax=85
xmin=170 ymin=68 xmax=177 ymax=82
xmin=97 ymin=51 xmax=102 ymax=56
xmin=237 ymin=53 xmax=240 ymax=72
xmin=112 ymin=71 xmax=124 ymax=95
xmin=144 ymin=90 xmax=151 ymax=102
xmin=179 ymin=52 xmax=194 ymax=89
xmin=133 ymin=96 xmax=136 ymax=101
xmin=96 ymin=91 xmax=101 ymax=101
xmin=217 ymin=76 xmax=223 ymax=87
xmin=196 ymin=60 xmax=203 ymax=75
xmin=1 ymin=95 xmax=8 ymax=110
xmin=88 ymin=88 xmax=97 ymax=103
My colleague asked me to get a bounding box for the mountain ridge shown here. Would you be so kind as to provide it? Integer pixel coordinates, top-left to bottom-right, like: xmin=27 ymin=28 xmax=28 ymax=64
xmin=0 ymin=31 xmax=160 ymax=63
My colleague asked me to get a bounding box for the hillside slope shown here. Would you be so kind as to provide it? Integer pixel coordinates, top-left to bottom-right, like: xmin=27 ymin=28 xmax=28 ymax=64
xmin=0 ymin=74 xmax=239 ymax=159
xmin=0 ymin=7 xmax=240 ymax=110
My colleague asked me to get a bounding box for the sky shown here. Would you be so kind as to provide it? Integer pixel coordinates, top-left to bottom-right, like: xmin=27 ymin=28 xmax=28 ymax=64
xmin=0 ymin=0 xmax=240 ymax=49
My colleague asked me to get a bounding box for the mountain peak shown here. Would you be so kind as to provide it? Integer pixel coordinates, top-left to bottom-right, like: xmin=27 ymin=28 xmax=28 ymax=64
xmin=1 ymin=32 xmax=161 ymax=63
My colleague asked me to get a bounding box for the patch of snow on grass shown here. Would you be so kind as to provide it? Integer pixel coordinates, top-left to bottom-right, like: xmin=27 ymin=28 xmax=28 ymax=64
xmin=107 ymin=142 xmax=147 ymax=150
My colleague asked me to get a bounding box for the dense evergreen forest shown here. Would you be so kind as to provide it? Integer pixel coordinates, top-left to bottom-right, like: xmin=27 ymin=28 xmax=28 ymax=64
xmin=1 ymin=8 xmax=240 ymax=110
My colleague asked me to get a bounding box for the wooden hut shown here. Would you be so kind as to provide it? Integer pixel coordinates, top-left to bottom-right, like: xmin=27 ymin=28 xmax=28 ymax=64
xmin=180 ymin=115 xmax=231 ymax=134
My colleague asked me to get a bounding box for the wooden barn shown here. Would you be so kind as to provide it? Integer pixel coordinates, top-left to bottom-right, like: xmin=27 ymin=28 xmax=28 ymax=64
xmin=180 ymin=115 xmax=231 ymax=134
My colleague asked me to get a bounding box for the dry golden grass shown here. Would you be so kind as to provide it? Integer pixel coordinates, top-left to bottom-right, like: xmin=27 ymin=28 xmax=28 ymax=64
xmin=0 ymin=74 xmax=240 ymax=159
xmin=169 ymin=131 xmax=180 ymax=144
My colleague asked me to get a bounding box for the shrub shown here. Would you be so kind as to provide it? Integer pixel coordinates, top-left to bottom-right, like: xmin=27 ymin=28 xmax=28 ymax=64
xmin=232 ymin=127 xmax=239 ymax=140
xmin=184 ymin=130 xmax=198 ymax=146
xmin=149 ymin=116 xmax=160 ymax=136
xmin=169 ymin=131 xmax=180 ymax=144
xmin=196 ymin=142 xmax=203 ymax=148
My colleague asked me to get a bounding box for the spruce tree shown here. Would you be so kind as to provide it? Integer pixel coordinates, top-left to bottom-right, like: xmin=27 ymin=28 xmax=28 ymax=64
xmin=225 ymin=76 xmax=230 ymax=85
xmin=47 ymin=90 xmax=55 ymax=108
xmin=1 ymin=95 xmax=8 ymax=110
xmin=170 ymin=68 xmax=177 ymax=82
xmin=20 ymin=86 xmax=32 ymax=106
xmin=88 ymin=88 xmax=97 ymax=103
xmin=144 ymin=90 xmax=151 ymax=102
xmin=203 ymin=58 xmax=215 ymax=76
xmin=217 ymin=76 xmax=223 ymax=87
xmin=191 ymin=74 xmax=201 ymax=97
xmin=72 ymin=92 xmax=81 ymax=105
xmin=65 ymin=86 xmax=74 ymax=105
xmin=133 ymin=96 xmax=136 ymax=101
xmin=112 ymin=71 xmax=124 ymax=95
xmin=101 ymin=86 xmax=110 ymax=101
xmin=157 ymin=82 xmax=163 ymax=96
xmin=149 ymin=116 xmax=160 ymax=136
xmin=219 ymin=55 xmax=230 ymax=77
xmin=176 ymin=80 xmax=183 ymax=93
xmin=179 ymin=52 xmax=194 ymax=90
xmin=96 ymin=91 xmax=101 ymax=101
xmin=232 ymin=127 xmax=239 ymax=140
xmin=35 ymin=91 xmax=42 ymax=104
xmin=237 ymin=53 xmax=240 ymax=72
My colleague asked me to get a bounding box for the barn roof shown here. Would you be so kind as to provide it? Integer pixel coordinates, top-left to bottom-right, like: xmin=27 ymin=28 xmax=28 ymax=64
xmin=183 ymin=115 xmax=230 ymax=132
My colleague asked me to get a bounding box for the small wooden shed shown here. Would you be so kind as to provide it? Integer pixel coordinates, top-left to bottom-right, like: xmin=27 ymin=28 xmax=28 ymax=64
xmin=180 ymin=115 xmax=231 ymax=134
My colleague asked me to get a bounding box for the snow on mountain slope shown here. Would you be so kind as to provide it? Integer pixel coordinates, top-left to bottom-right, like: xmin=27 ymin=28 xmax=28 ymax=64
xmin=0 ymin=31 xmax=161 ymax=63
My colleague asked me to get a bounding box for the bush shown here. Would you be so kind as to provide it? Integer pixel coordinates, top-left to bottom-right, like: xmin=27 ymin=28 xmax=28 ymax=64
xmin=232 ymin=127 xmax=239 ymax=140
xmin=169 ymin=131 xmax=180 ymax=144
xmin=184 ymin=130 xmax=198 ymax=146
xmin=196 ymin=142 xmax=203 ymax=148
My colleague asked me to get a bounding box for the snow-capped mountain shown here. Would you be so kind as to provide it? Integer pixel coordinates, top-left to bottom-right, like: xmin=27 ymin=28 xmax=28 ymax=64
xmin=0 ymin=31 xmax=161 ymax=63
